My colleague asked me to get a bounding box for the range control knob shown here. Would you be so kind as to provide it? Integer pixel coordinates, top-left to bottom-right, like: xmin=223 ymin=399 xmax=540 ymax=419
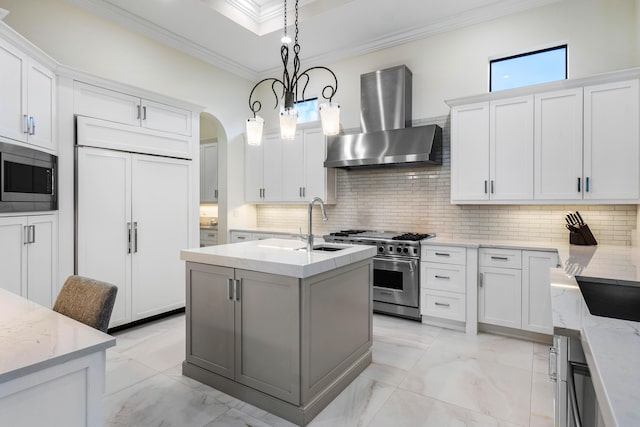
xmin=378 ymin=246 xmax=384 ymax=253
xmin=396 ymin=247 xmax=402 ymax=253
xmin=403 ymin=247 xmax=409 ymax=254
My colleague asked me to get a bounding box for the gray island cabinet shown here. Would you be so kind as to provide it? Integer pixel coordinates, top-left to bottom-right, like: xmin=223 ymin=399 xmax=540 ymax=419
xmin=180 ymin=239 xmax=376 ymax=426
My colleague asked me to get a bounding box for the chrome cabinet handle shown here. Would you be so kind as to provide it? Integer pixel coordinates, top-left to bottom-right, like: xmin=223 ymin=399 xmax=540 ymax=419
xmin=214 ymin=189 xmax=218 ymax=199
xmin=142 ymin=106 xmax=147 ymax=120
xmin=484 ymin=180 xmax=488 ymax=194
xmin=127 ymin=222 xmax=132 ymax=253
xmin=227 ymin=278 xmax=234 ymax=300
xmin=23 ymin=225 xmax=29 ymax=244
xmin=435 ymin=252 xmax=450 ymax=257
xmin=133 ymin=222 xmax=138 ymax=253
xmin=234 ymin=279 xmax=242 ymax=301
xmin=491 ymin=256 xmax=508 ymax=260
xmin=479 ymin=272 xmax=483 ymax=288
xmin=585 ymin=177 xmax=590 ymax=193
xmin=434 ymin=275 xmax=450 ymax=280
xmin=302 ymin=187 xmax=306 ymax=197
xmin=434 ymin=302 xmax=450 ymax=307
xmin=577 ymin=177 xmax=581 ymax=192
xmin=548 ymin=346 xmax=558 ymax=382
xmin=30 ymin=225 xmax=35 ymax=243
xmin=29 ymin=116 xmax=36 ymax=135
xmin=299 ymin=187 xmax=302 ymax=197
xmin=137 ymin=105 xmax=141 ymax=120
xmin=491 ymin=180 xmax=494 ymax=194
xmin=23 ymin=115 xmax=30 ymax=134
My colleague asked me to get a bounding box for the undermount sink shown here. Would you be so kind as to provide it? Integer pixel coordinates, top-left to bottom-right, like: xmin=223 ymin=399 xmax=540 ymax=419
xmin=295 ymin=244 xmax=347 ymax=252
xmin=576 ymin=276 xmax=640 ymax=322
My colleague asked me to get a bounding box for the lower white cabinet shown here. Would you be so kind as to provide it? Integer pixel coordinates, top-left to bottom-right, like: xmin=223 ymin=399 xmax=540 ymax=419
xmin=200 ymin=229 xmax=218 ymax=247
xmin=0 ymin=214 xmax=57 ymax=308
xmin=478 ymin=247 xmax=557 ymax=334
xmin=77 ymin=147 xmax=191 ymax=327
xmin=229 ymin=230 xmax=300 ymax=243
xmin=420 ymin=245 xmax=467 ymax=322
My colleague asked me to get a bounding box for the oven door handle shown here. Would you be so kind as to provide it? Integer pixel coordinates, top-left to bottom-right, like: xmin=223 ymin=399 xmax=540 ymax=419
xmin=374 ymin=257 xmax=417 ymax=271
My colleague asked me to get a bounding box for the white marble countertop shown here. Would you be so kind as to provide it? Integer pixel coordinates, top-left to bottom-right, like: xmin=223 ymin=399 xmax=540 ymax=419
xmin=549 ymin=245 xmax=640 ymax=427
xmin=181 ymin=238 xmax=377 ymax=278
xmin=0 ymin=288 xmax=116 ymax=383
xmin=421 ymin=236 xmax=561 ymax=252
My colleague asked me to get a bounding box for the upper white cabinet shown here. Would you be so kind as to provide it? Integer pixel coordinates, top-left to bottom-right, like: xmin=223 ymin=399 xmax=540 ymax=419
xmin=74 ymin=81 xmax=192 ymax=137
xmin=451 ymin=75 xmax=640 ymax=204
xmin=451 ymin=96 xmax=533 ymax=202
xmin=534 ymin=88 xmax=584 ymax=200
xmin=245 ymin=127 xmax=336 ymax=204
xmin=200 ymin=142 xmax=218 ymax=203
xmin=0 ymin=38 xmax=55 ymax=151
xmin=583 ymin=79 xmax=639 ymax=200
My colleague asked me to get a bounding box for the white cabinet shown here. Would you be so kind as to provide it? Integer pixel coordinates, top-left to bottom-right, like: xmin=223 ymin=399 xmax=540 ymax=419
xmin=534 ymin=88 xmax=584 ymax=200
xmin=451 ymin=96 xmax=533 ymax=202
xmin=479 ymin=247 xmax=557 ymax=334
xmin=200 ymin=228 xmax=218 ymax=247
xmin=420 ymin=245 xmax=467 ymax=322
xmin=0 ymin=214 xmax=57 ymax=308
xmin=77 ymin=147 xmax=191 ymax=327
xmin=229 ymin=230 xmax=301 ymax=243
xmin=200 ymin=142 xmax=218 ymax=203
xmin=450 ymin=103 xmax=490 ymax=201
xmin=0 ymin=38 xmax=55 ymax=151
xmin=74 ymin=81 xmax=192 ymax=137
xmin=522 ymin=250 xmax=558 ymax=334
xmin=583 ymin=79 xmax=639 ymax=200
xmin=245 ymin=132 xmax=283 ymax=202
xmin=245 ymin=127 xmax=336 ymax=203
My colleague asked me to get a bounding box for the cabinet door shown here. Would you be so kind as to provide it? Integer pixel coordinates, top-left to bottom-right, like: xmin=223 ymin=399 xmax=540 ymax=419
xmin=0 ymin=216 xmax=27 ymax=297
xmin=245 ymin=140 xmax=264 ymax=202
xmin=281 ymin=131 xmax=305 ymax=201
xmin=534 ymin=89 xmax=583 ymax=200
xmin=230 ymin=231 xmax=253 ymax=243
xmin=141 ymin=99 xmax=192 ymax=136
xmin=26 ymin=60 xmax=55 ymax=151
xmin=451 ymin=102 xmax=490 ymax=201
xmin=522 ymin=250 xmax=557 ymax=334
xmin=26 ymin=215 xmax=57 ymax=308
xmin=0 ymin=39 xmax=27 ymax=143
xmin=478 ymin=266 xmax=521 ymax=329
xmin=186 ymin=263 xmax=235 ymax=379
xmin=303 ymin=128 xmax=327 ymax=201
xmin=131 ymin=154 xmax=190 ymax=321
xmin=584 ymin=79 xmax=640 ymax=200
xmin=200 ymin=143 xmax=218 ymax=203
xmin=490 ymin=96 xmax=534 ymax=200
xmin=76 ymin=147 xmax=132 ymax=327
xmin=74 ymin=82 xmax=140 ymax=127
xmin=235 ymin=269 xmax=300 ymax=404
xmin=262 ymin=133 xmax=283 ymax=201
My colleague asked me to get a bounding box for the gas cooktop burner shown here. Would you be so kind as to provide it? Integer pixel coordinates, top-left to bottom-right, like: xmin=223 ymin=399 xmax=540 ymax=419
xmin=392 ymin=233 xmax=435 ymax=241
xmin=329 ymin=230 xmax=368 ymax=237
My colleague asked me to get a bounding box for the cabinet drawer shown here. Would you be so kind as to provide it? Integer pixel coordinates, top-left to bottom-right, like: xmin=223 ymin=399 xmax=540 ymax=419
xmin=230 ymin=232 xmax=253 ymax=243
xmin=421 ymin=289 xmax=465 ymax=322
xmin=421 ymin=245 xmax=466 ymax=265
xmin=479 ymin=248 xmax=521 ymax=269
xmin=421 ymin=262 xmax=465 ymax=293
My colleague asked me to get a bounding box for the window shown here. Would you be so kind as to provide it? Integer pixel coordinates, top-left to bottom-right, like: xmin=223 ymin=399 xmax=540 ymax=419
xmin=294 ymin=97 xmax=318 ymax=123
xmin=490 ymin=45 xmax=567 ymax=92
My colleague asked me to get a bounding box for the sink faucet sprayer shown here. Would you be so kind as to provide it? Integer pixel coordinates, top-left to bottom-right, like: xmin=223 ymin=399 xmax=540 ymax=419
xmin=306 ymin=197 xmax=328 ymax=252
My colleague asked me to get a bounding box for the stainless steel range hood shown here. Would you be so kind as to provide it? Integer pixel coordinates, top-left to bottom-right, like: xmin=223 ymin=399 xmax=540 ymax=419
xmin=324 ymin=65 xmax=442 ymax=168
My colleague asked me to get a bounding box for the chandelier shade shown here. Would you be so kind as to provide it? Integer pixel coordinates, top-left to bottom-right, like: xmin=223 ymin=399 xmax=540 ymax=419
xmin=246 ymin=0 xmax=340 ymax=145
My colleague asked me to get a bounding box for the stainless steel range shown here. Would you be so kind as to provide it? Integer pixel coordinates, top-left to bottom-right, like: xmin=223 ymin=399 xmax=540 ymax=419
xmin=323 ymin=230 xmax=435 ymax=320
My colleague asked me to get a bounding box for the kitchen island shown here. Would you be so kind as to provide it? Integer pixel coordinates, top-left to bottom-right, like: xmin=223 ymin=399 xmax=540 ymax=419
xmin=180 ymin=238 xmax=376 ymax=426
xmin=0 ymin=288 xmax=115 ymax=427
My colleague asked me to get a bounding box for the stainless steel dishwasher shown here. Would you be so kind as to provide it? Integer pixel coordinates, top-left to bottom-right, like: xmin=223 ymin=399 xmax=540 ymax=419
xmin=549 ymin=334 xmax=605 ymax=427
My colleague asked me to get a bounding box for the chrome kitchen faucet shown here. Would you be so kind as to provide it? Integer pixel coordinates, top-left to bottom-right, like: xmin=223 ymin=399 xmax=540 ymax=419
xmin=306 ymin=197 xmax=328 ymax=252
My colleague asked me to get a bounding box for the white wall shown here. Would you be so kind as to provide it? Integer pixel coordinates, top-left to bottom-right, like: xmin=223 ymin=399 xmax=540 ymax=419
xmin=257 ymin=0 xmax=638 ymax=131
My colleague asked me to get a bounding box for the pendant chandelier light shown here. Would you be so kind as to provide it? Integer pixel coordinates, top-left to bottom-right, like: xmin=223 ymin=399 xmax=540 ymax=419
xmin=246 ymin=0 xmax=340 ymax=145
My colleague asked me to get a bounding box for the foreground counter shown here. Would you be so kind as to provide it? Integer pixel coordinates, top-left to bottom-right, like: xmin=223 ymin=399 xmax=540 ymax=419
xmin=0 ymin=288 xmax=115 ymax=427
xmin=180 ymin=239 xmax=376 ymax=426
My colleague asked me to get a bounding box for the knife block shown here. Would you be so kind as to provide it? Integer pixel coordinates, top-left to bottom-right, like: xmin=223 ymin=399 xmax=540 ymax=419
xmin=569 ymin=224 xmax=598 ymax=246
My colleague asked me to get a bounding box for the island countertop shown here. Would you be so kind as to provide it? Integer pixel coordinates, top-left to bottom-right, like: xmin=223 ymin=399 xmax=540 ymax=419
xmin=551 ymin=245 xmax=640 ymax=427
xmin=180 ymin=238 xmax=377 ymax=278
xmin=0 ymin=288 xmax=116 ymax=384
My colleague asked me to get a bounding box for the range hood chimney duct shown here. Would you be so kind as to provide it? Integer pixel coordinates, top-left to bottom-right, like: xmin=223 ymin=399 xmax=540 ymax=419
xmin=324 ymin=65 xmax=442 ymax=168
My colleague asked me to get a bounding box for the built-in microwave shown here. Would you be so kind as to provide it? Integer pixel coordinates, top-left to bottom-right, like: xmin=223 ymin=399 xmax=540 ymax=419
xmin=0 ymin=141 xmax=57 ymax=213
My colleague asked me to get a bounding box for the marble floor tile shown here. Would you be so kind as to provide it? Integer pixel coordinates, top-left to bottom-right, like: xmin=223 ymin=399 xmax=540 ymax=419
xmin=399 ymin=348 xmax=532 ymax=426
xmin=110 ymin=313 xmax=184 ymax=353
xmin=234 ymin=402 xmax=299 ymax=427
xmin=117 ymin=322 xmax=186 ymax=371
xmin=371 ymin=339 xmax=426 ymax=371
xmin=432 ymin=329 xmax=534 ymax=370
xmin=104 ymin=349 xmax=158 ymax=395
xmin=308 ymin=376 xmax=394 ymax=427
xmin=361 ymin=361 xmax=410 ymax=387
xmin=103 ymin=373 xmax=229 ymax=427
xmin=368 ymin=388 xmax=523 ymax=427
xmin=530 ymin=372 xmax=554 ymax=426
xmin=203 ymin=407 xmax=275 ymax=427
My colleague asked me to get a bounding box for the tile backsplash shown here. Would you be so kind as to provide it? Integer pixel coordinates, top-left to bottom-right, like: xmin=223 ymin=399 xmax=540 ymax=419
xmin=256 ymin=115 xmax=637 ymax=245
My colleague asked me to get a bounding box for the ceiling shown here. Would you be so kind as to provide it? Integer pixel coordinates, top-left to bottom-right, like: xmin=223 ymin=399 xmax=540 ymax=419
xmin=65 ymin=0 xmax=561 ymax=81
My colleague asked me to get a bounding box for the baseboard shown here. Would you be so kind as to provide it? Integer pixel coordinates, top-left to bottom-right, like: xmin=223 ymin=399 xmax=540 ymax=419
xmin=107 ymin=307 xmax=185 ymax=334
